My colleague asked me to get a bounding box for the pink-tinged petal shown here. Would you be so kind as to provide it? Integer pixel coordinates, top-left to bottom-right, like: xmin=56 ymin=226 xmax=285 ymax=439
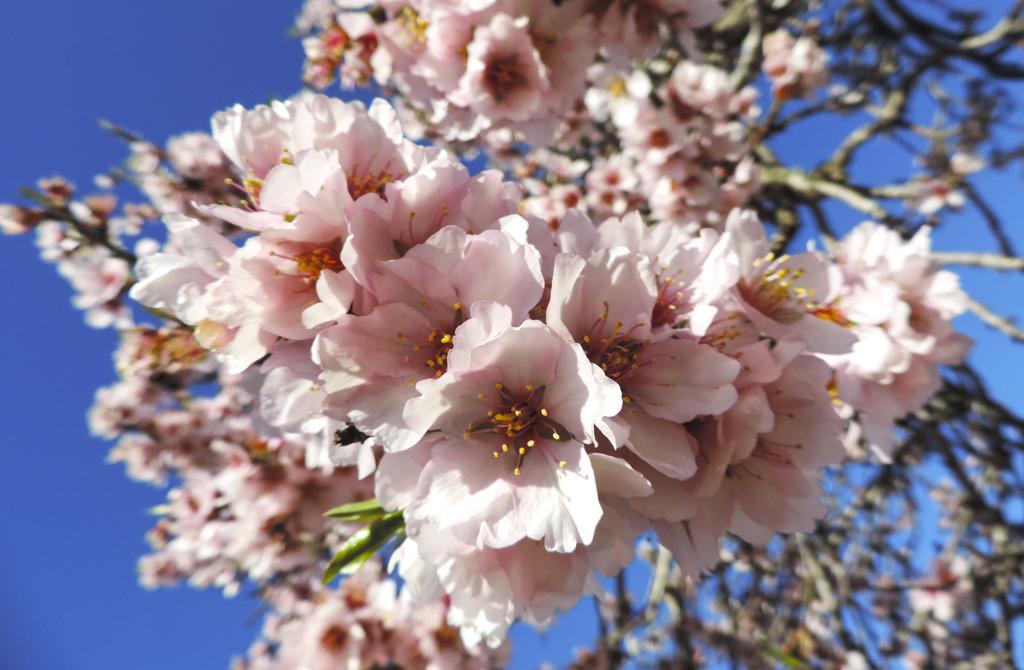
xmin=545 ymin=253 xmax=588 ymax=342
xmin=546 ymin=248 xmax=657 ymax=343
xmin=347 ymin=380 xmax=422 ymax=453
xmin=542 ymin=342 xmax=621 ymax=444
xmin=796 ymin=311 xmax=857 ymax=354
xmin=688 ymin=303 xmax=719 ymax=336
xmin=687 ymin=422 xmax=736 ymax=498
xmin=653 ymin=495 xmax=731 ymax=578
xmin=406 ymin=438 xmax=600 ymax=553
xmin=626 ymin=461 xmax=700 ymax=523
xmin=717 ymin=387 xmax=774 ymax=464
xmin=300 ymin=269 xmax=357 ymax=329
xmin=628 ymin=338 xmax=739 ymax=423
xmin=442 ymin=302 xmax=514 ymax=377
xmin=318 ymin=303 xmax=432 ymax=383
xmin=461 ymin=172 xmax=521 ymax=233
xmin=622 ymin=409 xmax=698 ymax=480
xmin=596 ymin=413 xmax=631 ymax=450
xmin=258 ymin=367 xmax=324 ymax=431
xmin=727 ymin=461 xmax=826 ymax=541
xmin=220 ymin=321 xmax=273 ymax=374
xmin=376 ymin=439 xmax=436 ymax=510
xmin=589 ymin=453 xmax=653 ymax=498
xmin=452 ymin=230 xmax=544 ymax=323
xmin=724 ymin=208 xmax=770 ymax=269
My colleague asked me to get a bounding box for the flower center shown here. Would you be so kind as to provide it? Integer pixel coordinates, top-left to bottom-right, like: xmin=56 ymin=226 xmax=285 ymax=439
xmin=464 ymin=383 xmax=571 ymax=476
xmin=347 ymin=165 xmax=396 ymax=201
xmin=320 ymin=625 xmax=348 ymax=653
xmin=434 ymin=624 xmax=460 ymax=648
xmin=484 ymin=53 xmax=528 ymax=103
xmin=272 ymin=239 xmax=344 ymax=285
xmin=580 ymin=302 xmax=648 ymax=382
xmin=395 ymin=303 xmax=463 ymax=377
xmin=738 ymin=254 xmax=813 ymax=324
xmin=810 ymin=304 xmax=852 ymax=328
xmin=653 ymin=273 xmax=688 ymax=328
xmin=398 ymin=7 xmax=429 ymax=44
xmin=607 ymin=75 xmax=628 ymax=97
xmin=424 ymin=329 xmax=454 ymax=376
xmin=586 ymin=334 xmax=644 ymax=381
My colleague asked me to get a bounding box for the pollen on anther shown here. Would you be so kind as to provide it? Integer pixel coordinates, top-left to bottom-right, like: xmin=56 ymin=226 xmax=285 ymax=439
xmin=493 ymin=451 xmax=500 ymax=458
xmin=513 ymin=467 xmax=521 ymax=476
xmin=453 ymin=302 xmax=462 ymax=310
xmin=525 ymin=384 xmax=534 ymax=391
xmin=540 ymin=408 xmax=549 ymax=417
xmin=518 ymin=447 xmax=526 ymax=455
xmin=478 ymin=393 xmax=488 ymax=401
xmin=558 ymin=460 xmax=567 ymax=468
xmin=495 ymin=383 xmax=504 ymax=390
xmin=551 ymin=432 xmax=561 ymax=440
xmin=526 ymin=439 xmax=535 ymax=447
xmin=501 ymin=443 xmax=509 ymax=452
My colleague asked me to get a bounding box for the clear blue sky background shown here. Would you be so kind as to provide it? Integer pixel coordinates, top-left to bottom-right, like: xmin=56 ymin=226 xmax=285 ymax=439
xmin=0 ymin=2 xmax=1021 ymax=669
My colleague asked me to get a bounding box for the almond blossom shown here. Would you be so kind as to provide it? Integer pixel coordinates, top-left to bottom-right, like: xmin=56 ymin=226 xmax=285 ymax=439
xmin=822 ymin=222 xmax=971 ymax=458
xmin=6 ymin=19 xmax=987 ymax=655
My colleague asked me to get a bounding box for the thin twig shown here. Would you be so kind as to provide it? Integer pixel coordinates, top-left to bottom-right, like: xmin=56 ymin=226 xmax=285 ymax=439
xmin=967 ymin=297 xmax=1024 ymax=342
xmin=931 ymin=252 xmax=1024 ymax=271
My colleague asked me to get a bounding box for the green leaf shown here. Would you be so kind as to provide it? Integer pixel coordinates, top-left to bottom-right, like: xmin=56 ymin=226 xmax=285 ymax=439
xmin=323 ymin=498 xmax=387 ymax=523
xmin=322 ymin=510 xmax=404 ymax=585
xmin=761 ymin=646 xmax=807 ymax=669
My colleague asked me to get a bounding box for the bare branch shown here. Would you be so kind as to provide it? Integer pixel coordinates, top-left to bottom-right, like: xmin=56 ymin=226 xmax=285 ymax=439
xmin=931 ymin=251 xmax=1024 ymax=271
xmin=967 ymin=297 xmax=1024 ymax=342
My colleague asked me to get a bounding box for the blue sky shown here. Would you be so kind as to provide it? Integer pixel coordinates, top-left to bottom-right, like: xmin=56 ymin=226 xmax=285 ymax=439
xmin=0 ymin=2 xmax=1021 ymax=669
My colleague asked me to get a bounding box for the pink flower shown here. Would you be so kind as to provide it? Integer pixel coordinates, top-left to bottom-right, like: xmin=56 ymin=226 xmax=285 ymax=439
xmin=823 ymin=222 xmax=971 ymax=457
xmin=130 ymin=215 xmax=279 ymax=372
xmin=387 ymin=451 xmax=651 ymax=646
xmin=212 ymin=93 xmax=432 ymax=185
xmin=382 ymin=301 xmax=621 ymax=554
xmin=316 ymin=221 xmax=543 ymax=449
xmin=340 ymin=161 xmax=519 ymax=287
xmin=762 ymin=30 xmax=830 ymax=100
xmin=166 ymin=132 xmax=228 ymax=180
xmin=452 ymin=14 xmax=551 ymax=124
xmin=546 ymin=246 xmax=741 ymax=476
xmin=725 ymin=209 xmax=857 ymax=355
xmin=635 ymin=331 xmax=843 ymax=576
xmin=590 ymin=0 xmax=724 ymax=63
xmin=596 ymin=211 xmax=740 ymax=333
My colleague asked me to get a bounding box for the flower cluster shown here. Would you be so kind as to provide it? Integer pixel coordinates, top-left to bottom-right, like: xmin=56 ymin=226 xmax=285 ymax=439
xmin=295 ymin=0 xmax=724 ymax=145
xmin=1 ymin=128 xmax=246 ymax=331
xmin=91 ymin=306 xmax=492 ymax=666
xmin=121 ymin=92 xmax=971 ymax=646
xmin=761 ymin=29 xmax=829 ymax=101
xmin=233 ymin=562 xmax=506 ymax=670
xmin=518 ymin=58 xmax=760 ymax=231
xmin=822 ymin=222 xmax=970 ymax=458
xmin=5 ymin=0 xmax=1014 ymax=664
